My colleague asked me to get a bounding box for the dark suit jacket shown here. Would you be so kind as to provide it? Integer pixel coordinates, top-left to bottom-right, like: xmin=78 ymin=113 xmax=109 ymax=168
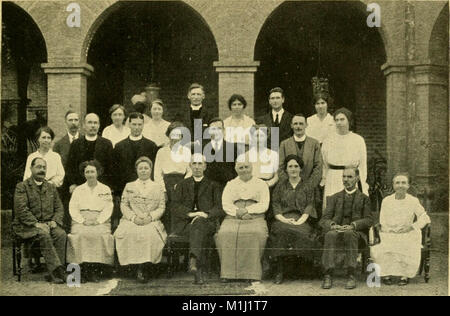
xmin=53 ymin=134 xmax=71 ymax=169
xmin=113 ymin=136 xmax=158 ymax=193
xmin=13 ymin=178 xmax=64 ymax=239
xmin=279 ymin=136 xmax=322 ymax=187
xmin=320 ymin=190 xmax=373 ymax=240
xmin=256 ymin=110 xmax=293 ymax=147
xmin=171 ymin=177 xmax=225 ymax=235
xmin=203 ymin=140 xmax=239 ymax=187
xmin=175 ymin=105 xmax=213 ymax=143
xmin=65 ymin=135 xmax=114 ymax=189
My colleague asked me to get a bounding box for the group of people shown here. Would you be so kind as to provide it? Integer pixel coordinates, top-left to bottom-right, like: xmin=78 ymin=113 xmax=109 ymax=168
xmin=13 ymin=83 xmax=431 ymax=290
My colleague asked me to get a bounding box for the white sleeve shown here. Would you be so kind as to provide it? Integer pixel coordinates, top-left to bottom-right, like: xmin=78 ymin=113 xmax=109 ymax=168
xmin=412 ymin=197 xmax=431 ymax=230
xmin=222 ymin=182 xmax=237 ymax=217
xmin=23 ymin=155 xmax=32 ymax=181
xmin=96 ymin=186 xmax=114 ymax=224
xmin=246 ymin=181 xmax=270 ymax=214
xmin=154 ymin=150 xmax=165 ymax=192
xmin=69 ymin=188 xmax=85 ymax=224
xmin=359 ymin=136 xmax=368 ymax=194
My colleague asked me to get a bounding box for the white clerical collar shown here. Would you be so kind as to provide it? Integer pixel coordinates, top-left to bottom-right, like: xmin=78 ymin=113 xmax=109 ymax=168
xmin=68 ymin=132 xmax=79 ymax=143
xmin=33 ymin=180 xmax=43 ymax=186
xmin=293 ymin=134 xmax=306 ymax=142
xmin=129 ymin=134 xmax=143 ymax=141
xmin=193 ymin=176 xmax=204 ymax=182
xmin=190 ymin=104 xmax=203 ymax=111
xmin=272 ymin=108 xmax=284 ymax=120
xmin=85 ymin=134 xmax=98 ymax=141
xmin=345 ymin=188 xmax=357 ymax=195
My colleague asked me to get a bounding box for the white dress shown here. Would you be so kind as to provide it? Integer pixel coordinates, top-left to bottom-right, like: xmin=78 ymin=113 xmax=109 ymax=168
xmin=102 ymin=124 xmax=130 ymax=148
xmin=154 ymin=145 xmax=192 ymax=192
xmin=223 ymin=115 xmax=255 ymax=144
xmin=23 ymin=150 xmax=65 ymax=187
xmin=142 ymin=119 xmax=170 ymax=147
xmin=321 ymin=131 xmax=368 ymax=200
xmin=67 ymin=182 xmax=115 ymax=265
xmin=371 ymin=194 xmax=431 ymax=278
xmin=306 ymin=113 xmax=336 ymax=144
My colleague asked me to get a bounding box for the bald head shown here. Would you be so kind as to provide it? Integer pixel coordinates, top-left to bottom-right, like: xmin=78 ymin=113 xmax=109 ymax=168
xmin=84 ymin=113 xmax=100 ymax=137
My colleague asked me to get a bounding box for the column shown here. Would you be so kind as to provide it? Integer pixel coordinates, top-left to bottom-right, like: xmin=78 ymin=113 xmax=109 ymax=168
xmin=41 ymin=62 xmax=93 ymax=137
xmin=214 ymin=61 xmax=260 ymax=119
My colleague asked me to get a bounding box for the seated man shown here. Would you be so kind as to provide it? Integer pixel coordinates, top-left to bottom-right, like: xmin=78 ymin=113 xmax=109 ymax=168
xmin=370 ymin=173 xmax=431 ymax=286
xmin=13 ymin=157 xmax=67 ymax=284
xmin=319 ymin=166 xmax=373 ymax=290
xmin=172 ymin=154 xmax=225 ymax=284
xmin=216 ymin=159 xmax=270 ymax=282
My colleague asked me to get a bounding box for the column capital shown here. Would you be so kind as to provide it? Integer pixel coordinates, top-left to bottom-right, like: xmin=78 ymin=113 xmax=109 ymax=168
xmin=41 ymin=63 xmax=94 ymax=76
xmin=214 ymin=60 xmax=260 ymax=73
xmin=381 ymin=62 xmax=408 ymax=76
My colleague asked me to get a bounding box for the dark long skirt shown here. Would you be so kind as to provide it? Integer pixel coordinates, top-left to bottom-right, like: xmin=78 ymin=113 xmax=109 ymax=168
xmin=163 ymin=173 xmax=186 ymax=233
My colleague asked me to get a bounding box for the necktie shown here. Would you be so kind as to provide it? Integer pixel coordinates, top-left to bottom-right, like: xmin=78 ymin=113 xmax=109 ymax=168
xmin=274 ymin=114 xmax=279 ymax=127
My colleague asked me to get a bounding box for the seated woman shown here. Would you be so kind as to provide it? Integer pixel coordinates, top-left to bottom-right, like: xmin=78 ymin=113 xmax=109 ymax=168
xmin=114 ymin=156 xmax=167 ymax=283
xmin=223 ymin=94 xmax=256 ymax=146
xmin=67 ymin=160 xmax=115 ymax=283
xmin=371 ymin=173 xmax=431 ymax=286
xmin=268 ymin=155 xmax=320 ymax=284
xmin=216 ymin=159 xmax=270 ymax=282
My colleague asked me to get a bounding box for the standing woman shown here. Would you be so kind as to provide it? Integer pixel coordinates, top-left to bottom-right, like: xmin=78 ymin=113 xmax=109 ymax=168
xmin=223 ymin=94 xmax=256 ymax=145
xmin=67 ymin=160 xmax=114 ymax=283
xmin=102 ymin=104 xmax=130 ymax=148
xmin=143 ymin=99 xmax=171 ymax=148
xmin=23 ymin=126 xmax=65 ymax=187
xmin=114 ymin=157 xmax=167 ymax=283
xmin=321 ymin=107 xmax=368 ymax=204
xmin=269 ymin=155 xmax=320 ymax=284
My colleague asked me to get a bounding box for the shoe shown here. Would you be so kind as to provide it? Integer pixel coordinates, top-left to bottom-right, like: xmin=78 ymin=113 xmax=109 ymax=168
xmin=345 ymin=275 xmax=356 ymax=290
xmin=189 ymin=257 xmax=198 ymax=273
xmin=382 ymin=277 xmax=393 ymax=286
xmin=322 ymin=275 xmax=332 ymax=289
xmin=398 ymin=277 xmax=409 ymax=286
xmin=46 ymin=270 xmax=65 ymax=284
xmin=31 ymin=263 xmax=46 ymax=274
xmin=194 ymin=269 xmax=204 ymax=285
xmin=136 ymin=266 xmax=147 ymax=283
xmin=274 ymin=272 xmax=283 ymax=285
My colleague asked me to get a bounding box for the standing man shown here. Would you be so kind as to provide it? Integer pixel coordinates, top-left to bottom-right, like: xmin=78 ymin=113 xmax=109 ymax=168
xmin=54 ymin=110 xmax=81 ymax=231
xmin=113 ymin=112 xmax=158 ymax=229
xmin=65 ymin=113 xmax=114 ymax=195
xmin=203 ymin=118 xmax=239 ymax=189
xmin=13 ymin=157 xmax=67 ymax=283
xmin=306 ymin=93 xmax=335 ymax=145
xmin=256 ymin=87 xmax=293 ymax=148
xmin=172 ymin=154 xmax=225 ymax=284
xmin=319 ymin=167 xmax=373 ymax=290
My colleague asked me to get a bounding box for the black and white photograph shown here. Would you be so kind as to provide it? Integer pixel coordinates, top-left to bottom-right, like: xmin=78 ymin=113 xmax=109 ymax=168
xmin=0 ymin=0 xmax=448 ymax=298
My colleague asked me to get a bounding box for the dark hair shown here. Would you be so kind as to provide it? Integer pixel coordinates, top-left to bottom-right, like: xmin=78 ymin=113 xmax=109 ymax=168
xmin=344 ymin=166 xmax=360 ymax=177
xmin=251 ymin=124 xmax=270 ymax=137
xmin=165 ymin=121 xmax=185 ymax=137
xmin=269 ymin=87 xmax=285 ymax=98
xmin=227 ymin=94 xmax=247 ymax=110
xmin=150 ymin=99 xmax=164 ymax=110
xmin=284 ymin=154 xmax=304 ymax=172
xmin=393 ymin=172 xmax=410 ymax=184
xmin=35 ymin=126 xmax=55 ymax=141
xmin=333 ymin=107 xmax=354 ymax=130
xmin=208 ymin=117 xmax=224 ymax=127
xmin=128 ymin=112 xmax=145 ymax=123
xmin=135 ymin=156 xmax=153 ymax=170
xmin=188 ymin=83 xmax=205 ymax=94
xmin=291 ymin=113 xmax=307 ymax=122
xmin=31 ymin=157 xmax=46 ymax=167
xmin=79 ymin=160 xmax=103 ymax=178
xmin=312 ymin=93 xmax=331 ymax=107
xmin=65 ymin=110 xmax=78 ymax=120
xmin=133 ymin=102 xmax=147 ymax=114
xmin=109 ymin=104 xmax=126 ymax=116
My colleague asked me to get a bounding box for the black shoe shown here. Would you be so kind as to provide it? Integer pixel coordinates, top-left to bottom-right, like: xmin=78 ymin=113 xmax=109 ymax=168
xmin=322 ymin=275 xmax=332 ymax=289
xmin=345 ymin=275 xmax=356 ymax=290
xmin=31 ymin=263 xmax=46 ymax=274
xmin=398 ymin=277 xmax=409 ymax=286
xmin=382 ymin=277 xmax=393 ymax=286
xmin=137 ymin=266 xmax=147 ymax=283
xmin=274 ymin=272 xmax=283 ymax=285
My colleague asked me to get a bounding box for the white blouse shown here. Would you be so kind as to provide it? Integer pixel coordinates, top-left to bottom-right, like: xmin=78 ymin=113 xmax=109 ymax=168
xmin=222 ymin=176 xmax=270 ymax=217
xmin=306 ymin=113 xmax=336 ymax=144
xmin=154 ymin=144 xmax=192 ymax=192
xmin=69 ymin=182 xmax=114 ymax=224
xmin=23 ymin=149 xmax=65 ymax=187
xmin=223 ymin=115 xmax=256 ymax=144
xmin=238 ymin=148 xmax=279 ymax=180
xmin=102 ymin=124 xmax=130 ymax=148
xmin=142 ymin=119 xmax=170 ymax=147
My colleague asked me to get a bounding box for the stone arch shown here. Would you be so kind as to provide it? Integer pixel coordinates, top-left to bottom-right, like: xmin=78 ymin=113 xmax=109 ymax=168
xmin=428 ymin=3 xmax=449 ymax=64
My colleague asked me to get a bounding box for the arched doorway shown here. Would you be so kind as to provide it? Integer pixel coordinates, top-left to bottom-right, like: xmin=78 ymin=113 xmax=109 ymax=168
xmin=86 ymin=1 xmax=219 ymax=131
xmin=1 ymin=2 xmax=47 ymax=208
xmin=254 ymin=1 xmax=387 ymax=158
